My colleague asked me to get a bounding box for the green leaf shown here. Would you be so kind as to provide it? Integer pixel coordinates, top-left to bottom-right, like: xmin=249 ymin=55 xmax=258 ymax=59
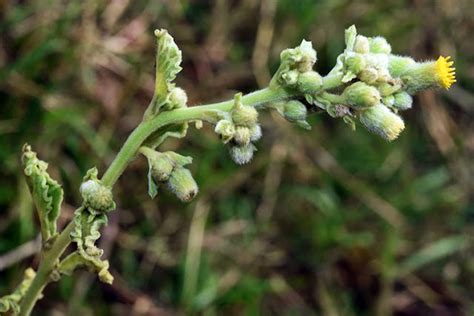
xmin=22 ymin=144 xmax=63 ymax=242
xmin=145 ymin=122 xmax=189 ymax=149
xmin=70 ymin=207 xmax=113 ymax=284
xmin=144 ymin=29 xmax=183 ymax=118
xmin=147 ymin=164 xmax=159 ymax=199
xmin=0 ymin=268 xmax=36 ymax=314
xmin=344 ymin=25 xmax=357 ymax=51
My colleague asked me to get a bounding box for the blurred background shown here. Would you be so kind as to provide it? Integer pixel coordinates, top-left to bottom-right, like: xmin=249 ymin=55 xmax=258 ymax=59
xmin=1 ymin=0 xmax=473 ymax=315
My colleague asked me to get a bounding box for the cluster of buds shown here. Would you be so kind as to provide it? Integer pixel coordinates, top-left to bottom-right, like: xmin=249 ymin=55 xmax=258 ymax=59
xmin=141 ymin=147 xmax=198 ymax=202
xmin=272 ymin=40 xmax=323 ymax=96
xmin=275 ymin=25 xmax=456 ymax=141
xmin=214 ymin=93 xmax=262 ymax=165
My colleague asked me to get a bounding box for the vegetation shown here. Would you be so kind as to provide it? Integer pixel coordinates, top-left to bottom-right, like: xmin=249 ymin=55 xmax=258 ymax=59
xmin=0 ymin=1 xmax=472 ymax=315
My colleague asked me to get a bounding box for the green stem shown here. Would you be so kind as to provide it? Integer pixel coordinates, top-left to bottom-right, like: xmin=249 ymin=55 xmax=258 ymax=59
xmin=101 ymin=86 xmax=291 ymax=187
xmin=17 ymin=86 xmax=292 ymax=315
xmin=19 ymin=222 xmax=75 ymax=316
xmin=322 ymin=73 xmax=343 ymax=90
xmin=320 ymin=91 xmax=346 ymax=104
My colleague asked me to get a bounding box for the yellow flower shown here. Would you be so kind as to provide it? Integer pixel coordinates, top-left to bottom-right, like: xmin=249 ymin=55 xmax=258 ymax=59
xmin=435 ymin=56 xmax=456 ymax=89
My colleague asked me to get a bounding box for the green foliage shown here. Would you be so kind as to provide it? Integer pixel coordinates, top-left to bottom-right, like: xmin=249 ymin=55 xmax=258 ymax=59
xmin=0 ymin=1 xmax=470 ymax=315
xmin=21 ymin=145 xmax=63 ymax=242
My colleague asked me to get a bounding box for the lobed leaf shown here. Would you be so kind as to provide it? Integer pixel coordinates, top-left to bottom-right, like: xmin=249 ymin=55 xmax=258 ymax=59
xmin=22 ymin=144 xmax=63 ymax=242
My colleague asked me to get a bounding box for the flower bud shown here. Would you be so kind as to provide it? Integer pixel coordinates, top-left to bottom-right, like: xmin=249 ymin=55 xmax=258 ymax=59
xmin=382 ymin=95 xmax=395 ymax=107
xmin=401 ymin=56 xmax=456 ymax=93
xmin=167 ymin=167 xmax=198 ymax=202
xmin=376 ymin=67 xmax=391 ymax=83
xmin=343 ymin=82 xmax=381 ymax=109
xmin=250 ymin=124 xmax=262 ymax=142
xmin=369 ymin=36 xmax=391 ymax=54
xmin=296 ymin=40 xmax=317 ymax=72
xmin=388 ymin=55 xmax=416 ymax=77
xmin=297 ymin=71 xmax=323 ymax=94
xmin=234 ymin=126 xmax=251 ymax=146
xmin=358 ymin=68 xmax=378 ymax=84
xmin=392 ymin=91 xmax=413 ymax=111
xmin=359 ymin=103 xmax=405 ymax=141
xmin=345 ymin=53 xmax=366 ymax=75
xmin=168 ymin=87 xmax=188 ymax=109
xmin=80 ymin=180 xmax=115 ymax=213
xmin=282 ymin=100 xmax=307 ymax=122
xmin=150 ymin=153 xmax=174 ymax=182
xmin=354 ymin=35 xmax=370 ymax=53
xmin=232 ymin=96 xmax=259 ymax=127
xmin=281 ymin=70 xmax=299 ymax=86
xmin=215 ymin=119 xmax=235 ymax=143
xmin=229 ymin=143 xmax=256 ymax=165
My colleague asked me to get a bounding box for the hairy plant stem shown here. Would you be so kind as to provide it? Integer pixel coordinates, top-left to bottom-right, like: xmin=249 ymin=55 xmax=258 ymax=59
xmin=17 ymin=85 xmax=295 ymax=315
xmin=19 ymin=222 xmax=75 ymax=316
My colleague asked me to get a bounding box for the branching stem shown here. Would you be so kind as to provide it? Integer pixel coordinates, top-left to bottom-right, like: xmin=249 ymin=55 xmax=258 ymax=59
xmin=17 ymin=85 xmax=297 ymax=315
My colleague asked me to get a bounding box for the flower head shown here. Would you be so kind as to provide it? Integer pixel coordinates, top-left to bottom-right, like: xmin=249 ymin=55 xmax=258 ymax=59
xmin=435 ymin=56 xmax=456 ymax=89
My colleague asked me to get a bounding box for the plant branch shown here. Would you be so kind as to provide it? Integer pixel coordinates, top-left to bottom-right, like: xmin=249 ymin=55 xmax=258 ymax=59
xmin=17 ymin=85 xmax=294 ymax=315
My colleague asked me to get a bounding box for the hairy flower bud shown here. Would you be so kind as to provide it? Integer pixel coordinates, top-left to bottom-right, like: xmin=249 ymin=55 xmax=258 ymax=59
xmin=229 ymin=143 xmax=256 ymax=165
xmin=388 ymin=55 xmax=416 ymax=77
xmin=215 ymin=119 xmax=235 ymax=143
xmin=359 ymin=103 xmax=405 ymax=141
xmin=250 ymin=124 xmax=262 ymax=142
xmin=282 ymin=100 xmax=307 ymax=122
xmin=382 ymin=95 xmax=395 ymax=107
xmin=80 ymin=179 xmax=115 ymax=213
xmin=232 ymin=95 xmax=259 ymax=127
xmin=168 ymin=87 xmax=188 ymax=109
xmin=343 ymin=82 xmax=381 ymax=109
xmin=354 ymin=35 xmax=370 ymax=53
xmin=296 ymin=40 xmax=317 ymax=72
xmin=297 ymin=71 xmax=323 ymax=94
xmin=167 ymin=167 xmax=198 ymax=202
xmin=345 ymin=53 xmax=366 ymax=75
xmin=369 ymin=36 xmax=391 ymax=54
xmin=281 ymin=70 xmax=299 ymax=86
xmin=358 ymin=68 xmax=378 ymax=84
xmin=392 ymin=91 xmax=413 ymax=110
xmin=234 ymin=126 xmax=251 ymax=146
xmin=150 ymin=153 xmax=174 ymax=182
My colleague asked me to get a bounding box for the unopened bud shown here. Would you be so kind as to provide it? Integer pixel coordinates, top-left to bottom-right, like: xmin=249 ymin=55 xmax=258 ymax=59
xmin=232 ymin=94 xmax=259 ymax=127
xmin=359 ymin=103 xmax=405 ymax=141
xmin=393 ymin=91 xmax=413 ymax=111
xmin=345 ymin=53 xmax=366 ymax=75
xmin=297 ymin=71 xmax=323 ymax=94
xmin=282 ymin=100 xmax=307 ymax=122
xmin=343 ymin=82 xmax=381 ymax=109
xmin=167 ymin=167 xmax=198 ymax=202
xmin=150 ymin=153 xmax=174 ymax=182
xmin=369 ymin=36 xmax=391 ymax=54
xmin=376 ymin=67 xmax=391 ymax=83
xmin=234 ymin=126 xmax=251 ymax=146
xmin=163 ymin=87 xmax=188 ymax=110
xmin=297 ymin=40 xmax=317 ymax=72
xmin=281 ymin=70 xmax=299 ymax=86
xmin=359 ymin=68 xmax=378 ymax=84
xmin=215 ymin=119 xmax=235 ymax=143
xmin=80 ymin=179 xmax=115 ymax=213
xmin=250 ymin=124 xmax=262 ymax=142
xmin=229 ymin=143 xmax=256 ymax=165
xmin=382 ymin=95 xmax=395 ymax=107
xmin=388 ymin=56 xmax=416 ymax=77
xmin=354 ymin=35 xmax=370 ymax=53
